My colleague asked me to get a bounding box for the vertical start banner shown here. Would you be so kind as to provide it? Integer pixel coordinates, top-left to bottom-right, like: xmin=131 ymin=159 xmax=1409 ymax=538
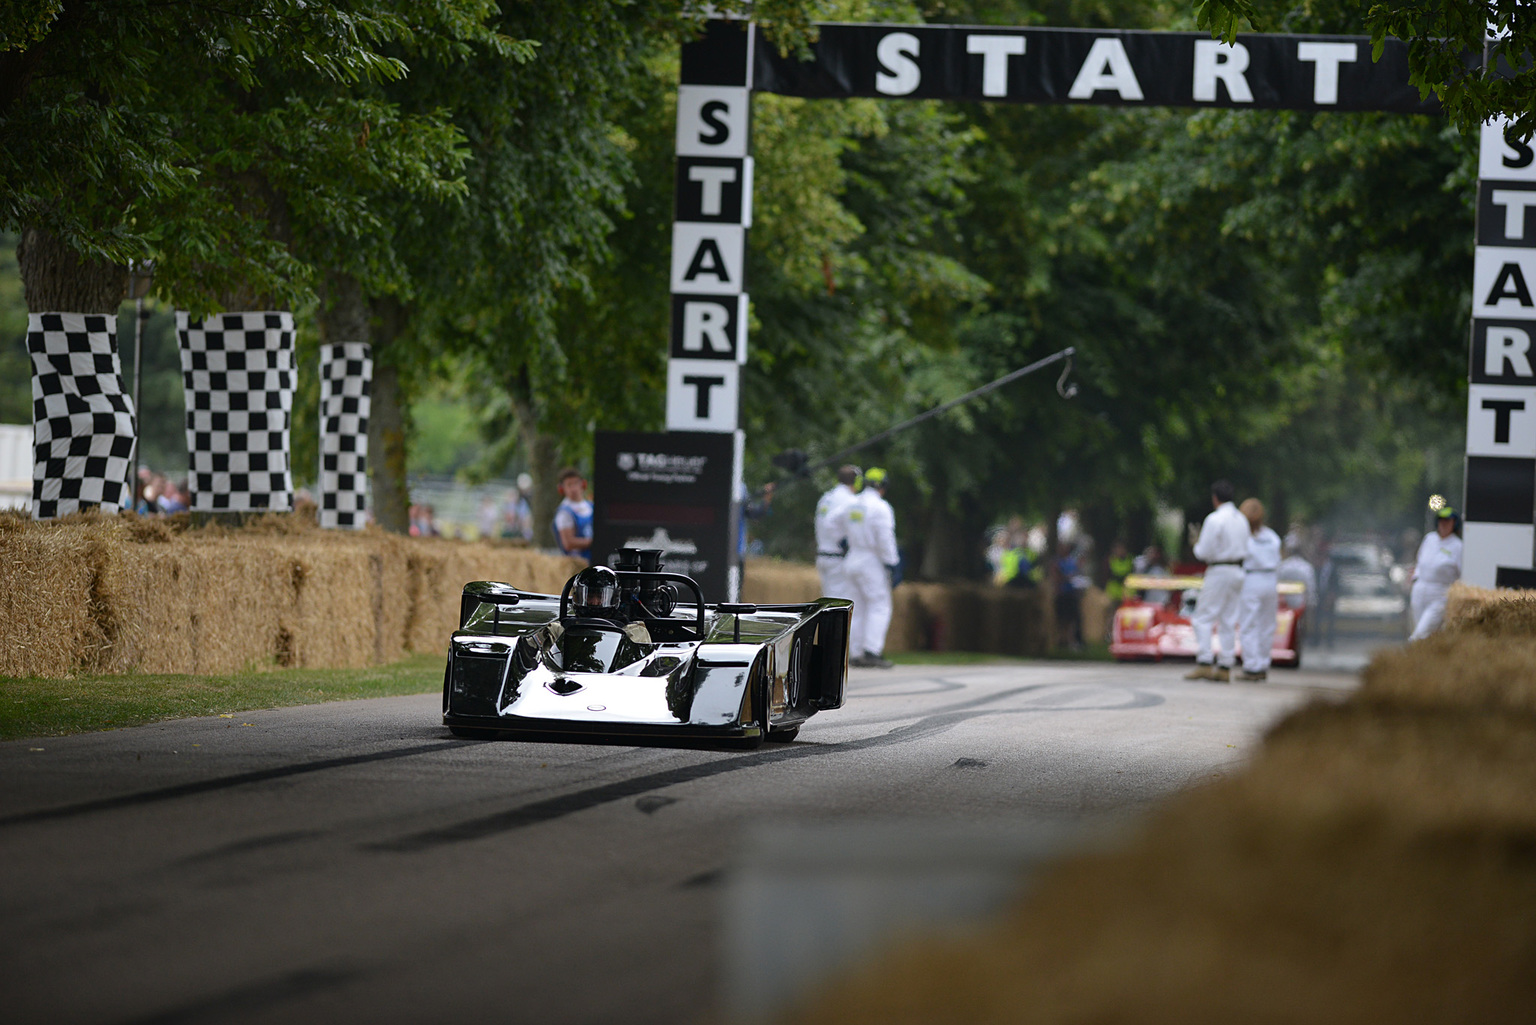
xmin=1467 ymin=118 xmax=1536 ymax=588
xmin=664 ymin=22 xmax=752 ymax=599
xmin=669 ymin=21 xmax=753 ymax=435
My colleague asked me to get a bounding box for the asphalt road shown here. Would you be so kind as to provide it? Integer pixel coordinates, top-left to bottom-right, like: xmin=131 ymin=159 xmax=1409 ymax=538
xmin=1304 ymin=620 xmax=1406 ymax=673
xmin=0 ymin=658 xmax=1357 ymax=1025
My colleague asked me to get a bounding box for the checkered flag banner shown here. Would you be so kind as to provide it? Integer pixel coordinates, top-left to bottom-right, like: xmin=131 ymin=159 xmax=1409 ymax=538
xmin=319 ymin=342 xmax=371 ymax=529
xmin=177 ymin=311 xmax=295 ymax=513
xmin=28 ymin=313 xmax=137 ymax=518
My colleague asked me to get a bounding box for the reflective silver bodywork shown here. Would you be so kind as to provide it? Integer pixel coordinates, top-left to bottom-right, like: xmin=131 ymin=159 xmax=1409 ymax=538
xmin=443 ymin=582 xmax=852 ymax=746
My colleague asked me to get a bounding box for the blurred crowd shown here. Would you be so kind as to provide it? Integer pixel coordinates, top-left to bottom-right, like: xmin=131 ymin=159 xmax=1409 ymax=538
xmin=408 ymin=504 xmax=440 ymax=537
xmin=476 ymin=472 xmax=535 ymax=541
xmin=982 ymin=512 xmax=1112 ymax=650
xmin=133 ymin=467 xmax=189 ymax=515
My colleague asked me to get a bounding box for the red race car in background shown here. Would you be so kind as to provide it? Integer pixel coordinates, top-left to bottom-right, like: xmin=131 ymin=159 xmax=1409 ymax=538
xmin=1110 ymin=574 xmax=1304 ymax=668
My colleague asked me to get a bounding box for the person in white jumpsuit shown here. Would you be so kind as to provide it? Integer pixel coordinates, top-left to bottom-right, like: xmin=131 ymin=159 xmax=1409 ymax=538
xmin=845 ymin=467 xmax=899 ymax=669
xmin=1186 ymin=480 xmax=1250 ymax=682
xmin=1236 ymin=498 xmax=1281 ymax=681
xmin=814 ymin=466 xmax=861 ymax=599
xmin=1409 ymin=508 xmax=1462 ymax=640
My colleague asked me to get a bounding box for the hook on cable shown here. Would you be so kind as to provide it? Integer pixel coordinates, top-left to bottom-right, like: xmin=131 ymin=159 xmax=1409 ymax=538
xmin=1056 ymin=355 xmax=1078 ymax=400
xmin=761 ymin=345 xmax=1082 ymax=499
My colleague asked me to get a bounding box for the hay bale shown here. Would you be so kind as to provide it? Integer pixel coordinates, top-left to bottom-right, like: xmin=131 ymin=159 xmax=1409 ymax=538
xmin=775 ymin=611 xmax=1536 ymax=1025
xmin=1255 ymin=701 xmax=1536 ymax=835
xmin=117 ymin=536 xmax=298 ymax=675
xmin=376 ymin=532 xmax=414 ymax=664
xmin=0 ymin=517 xmax=1065 ymax=676
xmin=895 ymin=583 xmax=1051 ymax=657
xmin=743 ymin=558 xmax=823 ymax=605
xmin=782 ymin=698 xmax=1536 ymax=1025
xmin=1079 ymin=586 xmax=1111 ymax=644
xmin=886 ymin=584 xmax=932 ymax=652
xmin=0 ymin=513 xmax=585 ymax=678
xmin=281 ymin=536 xmax=391 ymax=671
xmin=0 ymin=518 xmax=139 ymax=677
xmin=401 ymin=540 xmax=583 ymax=652
xmin=1360 ymin=631 xmax=1536 ymax=716
xmin=1443 ymin=581 xmax=1536 ymax=638
xmin=108 ymin=536 xmax=202 ymax=673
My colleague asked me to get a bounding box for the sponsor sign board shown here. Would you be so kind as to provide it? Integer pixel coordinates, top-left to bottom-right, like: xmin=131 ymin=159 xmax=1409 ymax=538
xmin=592 ymin=430 xmax=739 ymax=602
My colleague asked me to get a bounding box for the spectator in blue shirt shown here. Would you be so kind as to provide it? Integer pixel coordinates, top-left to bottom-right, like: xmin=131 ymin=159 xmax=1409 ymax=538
xmin=553 ymin=467 xmax=593 ymax=562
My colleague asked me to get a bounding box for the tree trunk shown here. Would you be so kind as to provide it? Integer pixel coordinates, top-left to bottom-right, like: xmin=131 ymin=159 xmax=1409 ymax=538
xmin=1122 ymin=504 xmax=1154 ymax=553
xmin=203 ymin=170 xmax=289 ymax=311
xmin=508 ymin=366 xmax=564 ymax=548
xmin=17 ymin=228 xmax=125 ymax=313
xmin=1081 ymin=504 xmax=1120 ymax=576
xmin=1269 ymin=486 xmax=1291 ymax=538
xmin=918 ymin=501 xmax=968 ymax=580
xmin=356 ymin=291 xmax=410 ymax=534
xmin=369 ymin=362 xmax=410 ymax=533
xmin=1181 ymin=501 xmax=1209 ymax=563
xmin=320 ymin=272 xmax=370 ymax=344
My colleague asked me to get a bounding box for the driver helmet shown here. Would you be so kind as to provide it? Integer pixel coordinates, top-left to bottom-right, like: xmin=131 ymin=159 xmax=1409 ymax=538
xmin=571 ymin=565 xmax=621 ymax=615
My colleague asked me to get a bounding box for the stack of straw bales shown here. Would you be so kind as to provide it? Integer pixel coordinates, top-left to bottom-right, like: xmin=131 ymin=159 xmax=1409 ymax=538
xmin=0 ymin=512 xmax=583 ymax=678
xmin=780 ymin=581 xmax=1536 ymax=1024
xmin=1 ymin=514 xmax=1093 ymax=679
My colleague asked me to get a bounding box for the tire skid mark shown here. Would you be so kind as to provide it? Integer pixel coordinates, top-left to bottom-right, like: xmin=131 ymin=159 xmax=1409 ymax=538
xmin=374 ymin=685 xmax=1163 ymax=853
xmin=0 ymin=741 xmax=466 ymax=829
xmin=116 ymin=965 xmax=360 ymax=1025
xmin=823 ymin=679 xmax=1141 ymax=730
xmin=0 ymin=677 xmax=1158 ymax=833
xmin=368 ymin=757 xmax=749 ymax=852
xmin=846 ymin=677 xmax=969 ymax=698
xmin=0 ymin=674 xmax=966 ymax=830
xmin=173 ymin=829 xmax=323 ymax=866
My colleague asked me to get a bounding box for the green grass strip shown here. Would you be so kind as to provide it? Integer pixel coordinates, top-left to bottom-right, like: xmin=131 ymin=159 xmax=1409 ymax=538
xmin=0 ymin=653 xmax=446 ymax=742
xmin=886 ymin=650 xmax=1028 ymax=665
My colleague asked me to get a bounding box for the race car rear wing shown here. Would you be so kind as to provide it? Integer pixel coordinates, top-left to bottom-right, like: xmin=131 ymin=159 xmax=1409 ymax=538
xmin=1124 ymin=574 xmax=1304 ymax=594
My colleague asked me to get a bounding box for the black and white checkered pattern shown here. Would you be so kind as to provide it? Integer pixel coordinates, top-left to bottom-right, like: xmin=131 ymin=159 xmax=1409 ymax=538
xmin=177 ymin=312 xmax=295 ymax=512
xmin=28 ymin=313 xmax=137 ymax=518
xmin=319 ymin=342 xmax=371 ymax=529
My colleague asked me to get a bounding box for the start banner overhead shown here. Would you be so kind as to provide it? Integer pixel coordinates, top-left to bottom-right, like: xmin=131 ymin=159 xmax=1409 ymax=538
xmin=665 ymin=17 xmax=1483 ymax=591
xmin=665 ymin=18 xmax=1437 ymax=437
xmin=736 ymin=23 xmax=1436 ymax=113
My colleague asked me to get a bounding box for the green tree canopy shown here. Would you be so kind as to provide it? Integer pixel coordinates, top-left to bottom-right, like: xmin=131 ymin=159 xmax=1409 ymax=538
xmin=0 ymin=0 xmax=524 ymax=311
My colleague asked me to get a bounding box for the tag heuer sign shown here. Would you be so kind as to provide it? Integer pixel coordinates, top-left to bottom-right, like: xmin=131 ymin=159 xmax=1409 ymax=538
xmin=613 ymin=450 xmax=711 ymax=483
xmin=593 ymin=430 xmax=738 ymax=602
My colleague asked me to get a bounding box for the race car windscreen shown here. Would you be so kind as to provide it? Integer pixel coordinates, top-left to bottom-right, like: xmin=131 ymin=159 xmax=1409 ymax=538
xmin=558 ymin=627 xmax=624 ymax=673
xmin=462 ymin=600 xmax=528 ymax=636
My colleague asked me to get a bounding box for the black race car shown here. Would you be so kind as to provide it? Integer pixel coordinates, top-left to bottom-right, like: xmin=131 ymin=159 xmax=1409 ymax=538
xmin=443 ymin=548 xmax=851 ymax=747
